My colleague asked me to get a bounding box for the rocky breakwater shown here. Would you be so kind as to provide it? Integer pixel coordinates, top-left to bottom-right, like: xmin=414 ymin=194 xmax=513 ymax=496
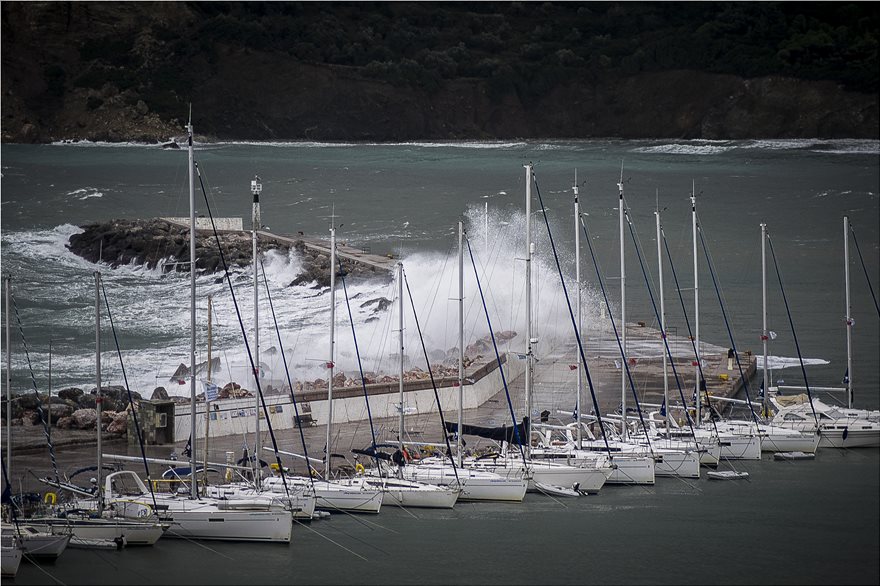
xmin=67 ymin=219 xmax=383 ymax=286
xmin=3 ymin=386 xmax=142 ymax=438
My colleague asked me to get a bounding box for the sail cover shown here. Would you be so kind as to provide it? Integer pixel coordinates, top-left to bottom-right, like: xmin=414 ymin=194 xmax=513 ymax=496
xmin=444 ymin=417 xmax=529 ymax=445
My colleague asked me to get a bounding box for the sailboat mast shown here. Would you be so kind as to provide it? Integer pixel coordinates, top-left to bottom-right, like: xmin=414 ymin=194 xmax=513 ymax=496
xmin=325 ymin=226 xmax=337 ymax=476
xmin=187 ymin=119 xmax=197 ymax=499
xmin=574 ymin=171 xmax=582 ymax=449
xmin=691 ymin=184 xmax=701 ymax=426
xmin=206 ymin=294 xmax=212 ymax=480
xmin=457 ymin=220 xmax=464 ymax=467
xmin=844 ymin=216 xmax=853 ymax=409
xmin=618 ymin=166 xmax=627 ymax=441
xmin=251 ymin=176 xmax=262 ymax=487
xmin=524 ymin=164 xmax=533 ymax=455
xmin=5 ymin=276 xmax=10 ymax=470
xmin=656 ymin=206 xmax=670 ymax=431
xmin=761 ymin=223 xmax=770 ymax=417
xmin=398 ymin=262 xmax=405 ymax=453
xmin=95 ymin=271 xmax=103 ymax=511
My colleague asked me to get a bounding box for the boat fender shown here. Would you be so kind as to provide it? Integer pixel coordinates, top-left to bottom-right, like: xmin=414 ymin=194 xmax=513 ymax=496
xmin=355 ymin=463 xmax=365 ymax=475
xmin=43 ymin=491 xmax=57 ymax=505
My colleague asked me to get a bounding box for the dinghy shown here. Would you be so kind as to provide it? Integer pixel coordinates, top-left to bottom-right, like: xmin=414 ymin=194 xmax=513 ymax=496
xmin=707 ymin=470 xmax=749 ymax=480
xmin=533 ymin=482 xmax=582 ymax=497
xmin=774 ymin=451 xmax=815 ymax=461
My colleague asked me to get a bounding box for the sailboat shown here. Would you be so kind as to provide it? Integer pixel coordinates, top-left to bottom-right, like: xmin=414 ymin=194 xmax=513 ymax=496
xmin=768 ymin=217 xmax=879 ymax=448
xmin=707 ymin=223 xmax=820 ymax=453
xmin=530 ymin=171 xmax=660 ymax=484
xmin=276 ymin=223 xmax=384 ymax=515
xmin=196 ymin=178 xmax=316 ymax=520
xmin=101 ymin=119 xmax=293 ymax=542
xmin=33 ymin=272 xmax=169 ymax=547
xmin=398 ymin=220 xmax=529 ymax=502
xmin=659 ymin=188 xmax=762 ymax=461
xmin=1 ymin=277 xmax=71 ymax=558
xmin=450 ymin=166 xmax=612 ymax=494
xmin=358 ymin=262 xmax=461 ymax=509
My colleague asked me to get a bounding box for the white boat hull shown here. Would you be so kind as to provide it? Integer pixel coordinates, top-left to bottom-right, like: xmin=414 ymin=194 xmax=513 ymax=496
xmin=24 ymin=517 xmax=165 ymax=546
xmin=156 ymin=500 xmax=292 ymax=542
xmin=653 ymin=450 xmax=701 ymax=479
xmin=1 ymin=537 xmax=22 ymax=577
xmin=206 ymin=481 xmax=317 ymax=520
xmin=14 ymin=529 xmax=71 ymax=559
xmin=400 ymin=461 xmax=527 ymax=502
xmin=818 ymin=426 xmax=880 ymax=448
xmin=539 ymin=448 xmax=656 ymax=485
xmin=368 ymin=478 xmax=460 ymax=509
xmin=303 ymin=479 xmax=384 ymax=514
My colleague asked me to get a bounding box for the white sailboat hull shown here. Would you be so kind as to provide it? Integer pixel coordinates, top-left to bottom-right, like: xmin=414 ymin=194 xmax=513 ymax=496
xmin=283 ymin=478 xmax=383 ymax=514
xmin=24 ymin=517 xmax=165 ymax=546
xmin=534 ymin=445 xmax=656 ymax=485
xmin=206 ymin=481 xmax=317 ymax=520
xmin=154 ymin=498 xmax=292 ymax=542
xmin=12 ymin=529 xmax=71 ymax=559
xmin=366 ymin=477 xmax=460 ymax=509
xmin=1 ymin=536 xmax=22 ymax=577
xmin=818 ymin=426 xmax=880 ymax=448
xmin=400 ymin=461 xmax=528 ymax=502
xmin=653 ymin=449 xmax=701 ymax=479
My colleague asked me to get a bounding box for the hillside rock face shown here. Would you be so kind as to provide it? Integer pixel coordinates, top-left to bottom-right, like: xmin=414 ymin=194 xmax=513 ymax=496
xmin=2 ymin=2 xmax=877 ymax=143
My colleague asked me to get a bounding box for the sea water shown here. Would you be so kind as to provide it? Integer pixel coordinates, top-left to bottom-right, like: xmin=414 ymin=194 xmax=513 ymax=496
xmin=1 ymin=139 xmax=878 ymax=584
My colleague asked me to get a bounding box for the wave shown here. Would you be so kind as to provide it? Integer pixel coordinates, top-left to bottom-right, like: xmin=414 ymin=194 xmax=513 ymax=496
xmin=756 ymin=356 xmax=831 ymax=370
xmin=630 ymin=143 xmax=737 ymax=155
xmin=66 ymin=187 xmax=105 ymax=200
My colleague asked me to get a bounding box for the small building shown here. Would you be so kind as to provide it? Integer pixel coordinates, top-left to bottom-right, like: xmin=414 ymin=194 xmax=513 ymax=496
xmin=129 ymin=400 xmax=175 ymax=445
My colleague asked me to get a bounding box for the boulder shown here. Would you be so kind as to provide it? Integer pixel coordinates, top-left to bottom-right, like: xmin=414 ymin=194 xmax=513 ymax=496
xmin=47 ymin=403 xmax=74 ymax=422
xmin=58 ymin=387 xmax=84 ymax=401
xmin=71 ymin=408 xmax=98 ymax=430
xmin=55 ymin=416 xmax=74 ymax=430
xmin=107 ymin=411 xmax=129 ymax=435
xmin=150 ymin=387 xmax=170 ymax=401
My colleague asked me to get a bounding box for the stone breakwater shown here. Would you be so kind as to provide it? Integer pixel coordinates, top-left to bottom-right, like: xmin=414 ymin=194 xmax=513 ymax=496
xmin=3 ymin=386 xmax=141 ymax=436
xmin=66 ymin=219 xmax=384 ymax=287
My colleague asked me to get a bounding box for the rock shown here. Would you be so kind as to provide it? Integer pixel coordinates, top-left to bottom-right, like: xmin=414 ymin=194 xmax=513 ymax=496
xmin=107 ymin=411 xmax=129 ymax=435
xmin=47 ymin=403 xmax=74 ymax=422
xmin=58 ymin=387 xmax=84 ymax=401
xmin=56 ymin=416 xmax=74 ymax=430
xmin=71 ymin=409 xmax=98 ymax=430
xmin=151 ymin=387 xmax=170 ymax=401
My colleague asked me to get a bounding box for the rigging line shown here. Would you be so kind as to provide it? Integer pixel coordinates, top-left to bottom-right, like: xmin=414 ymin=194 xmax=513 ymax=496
xmin=403 ymin=269 xmax=460 ymax=482
xmin=575 ymin=205 xmax=652 ymax=455
xmin=849 ymin=223 xmax=880 ymax=317
xmin=338 ymin=272 xmax=382 ymax=471
xmin=660 ymin=227 xmax=720 ymax=436
xmin=696 ymin=226 xmax=761 ymax=427
xmin=194 ymin=162 xmax=291 ymax=499
xmin=623 ymin=212 xmax=699 ymax=443
xmin=258 ymin=258 xmax=318 ymax=487
xmin=291 ymin=516 xmax=370 ymax=562
xmin=9 ymin=287 xmax=59 ymax=484
xmin=99 ymin=278 xmax=159 ymax=511
xmin=464 ymin=233 xmax=529 ymax=462
xmin=766 ymin=233 xmax=819 ymax=425
xmin=19 ymin=552 xmax=66 ymax=585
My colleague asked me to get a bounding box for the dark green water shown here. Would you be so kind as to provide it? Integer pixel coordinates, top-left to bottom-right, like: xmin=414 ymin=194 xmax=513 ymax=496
xmin=2 ymin=139 xmax=878 ymax=584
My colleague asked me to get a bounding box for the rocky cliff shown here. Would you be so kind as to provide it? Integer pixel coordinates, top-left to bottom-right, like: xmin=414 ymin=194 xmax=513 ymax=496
xmin=3 ymin=2 xmax=877 ymax=143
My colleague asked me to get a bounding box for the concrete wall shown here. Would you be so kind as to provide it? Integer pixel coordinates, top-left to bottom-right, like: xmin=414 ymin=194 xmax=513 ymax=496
xmin=173 ymin=354 xmax=525 ymax=441
xmin=162 ymin=217 xmax=243 ymax=231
